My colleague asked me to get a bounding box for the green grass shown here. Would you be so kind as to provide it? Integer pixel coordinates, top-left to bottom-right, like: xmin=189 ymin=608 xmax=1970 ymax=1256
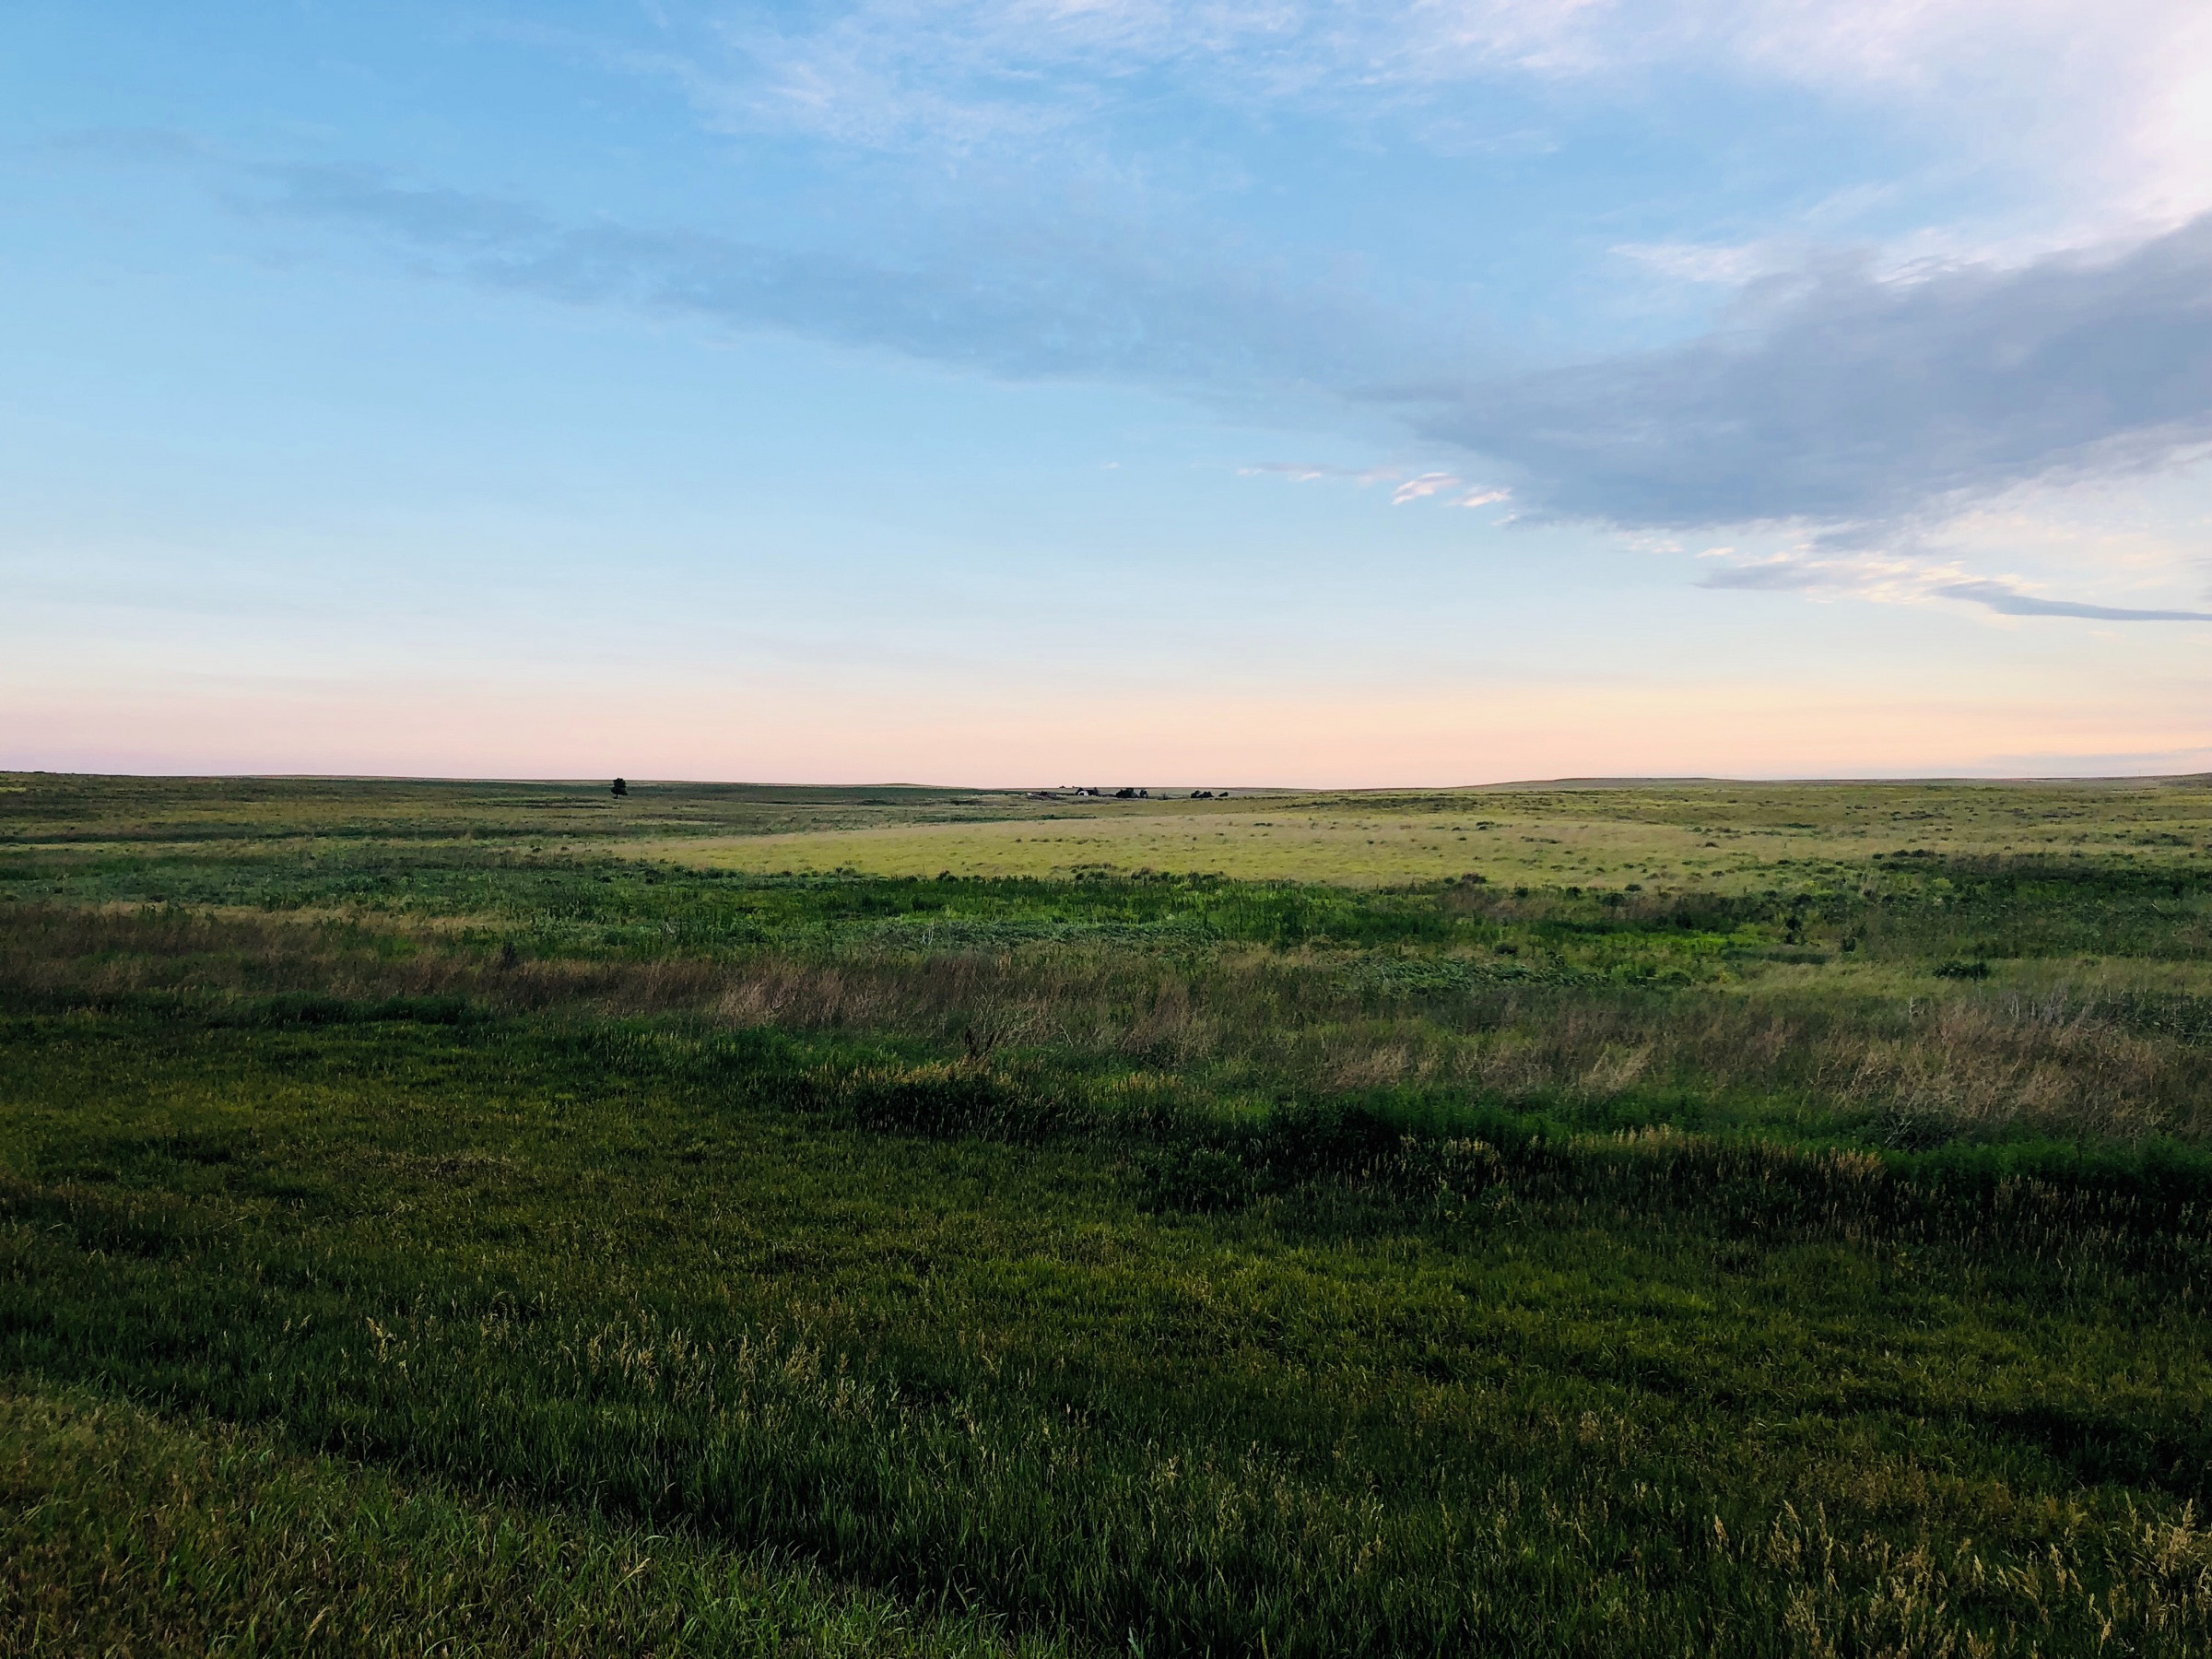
xmin=0 ymin=1385 xmax=1056 ymax=1658
xmin=3 ymin=773 xmax=2211 ymax=1653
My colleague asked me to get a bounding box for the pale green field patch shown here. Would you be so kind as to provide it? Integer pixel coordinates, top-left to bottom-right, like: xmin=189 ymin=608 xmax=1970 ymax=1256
xmin=631 ymin=780 xmax=2212 ymax=888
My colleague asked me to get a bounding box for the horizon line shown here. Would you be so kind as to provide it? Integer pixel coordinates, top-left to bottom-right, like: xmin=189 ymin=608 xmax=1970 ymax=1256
xmin=7 ymin=769 xmax=2209 ymax=792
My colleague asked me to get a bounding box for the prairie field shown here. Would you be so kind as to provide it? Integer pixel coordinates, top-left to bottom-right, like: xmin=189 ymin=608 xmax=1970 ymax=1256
xmin=3 ymin=771 xmax=2211 ymax=1656
xmin=631 ymin=778 xmax=2212 ymax=889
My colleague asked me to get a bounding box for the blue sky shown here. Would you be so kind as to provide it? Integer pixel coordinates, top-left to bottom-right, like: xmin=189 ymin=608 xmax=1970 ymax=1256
xmin=5 ymin=1 xmax=2209 ymax=782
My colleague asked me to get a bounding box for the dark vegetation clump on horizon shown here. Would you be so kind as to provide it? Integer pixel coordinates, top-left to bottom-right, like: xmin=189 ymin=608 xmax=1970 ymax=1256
xmin=1 ymin=772 xmax=2209 ymax=1655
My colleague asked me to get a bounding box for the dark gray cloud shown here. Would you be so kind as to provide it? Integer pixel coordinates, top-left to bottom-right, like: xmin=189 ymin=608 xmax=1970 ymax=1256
xmin=1419 ymin=218 xmax=2212 ymax=529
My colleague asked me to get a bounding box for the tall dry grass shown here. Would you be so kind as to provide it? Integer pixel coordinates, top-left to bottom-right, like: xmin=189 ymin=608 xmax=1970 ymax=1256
xmin=4 ymin=903 xmax=2206 ymax=1140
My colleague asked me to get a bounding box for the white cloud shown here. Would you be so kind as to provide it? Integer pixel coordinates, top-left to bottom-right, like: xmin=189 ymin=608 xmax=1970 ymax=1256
xmin=1400 ymin=0 xmax=2212 ymax=238
xmin=1239 ymin=461 xmax=1404 ymax=483
xmin=657 ymin=0 xmax=2212 ymax=241
xmin=1610 ymin=240 xmax=1800 ymax=286
xmin=1701 ymin=0 xmax=2212 ymax=230
xmin=1242 ymin=463 xmax=1509 ymax=507
xmin=1391 ymin=470 xmax=1462 ymax=502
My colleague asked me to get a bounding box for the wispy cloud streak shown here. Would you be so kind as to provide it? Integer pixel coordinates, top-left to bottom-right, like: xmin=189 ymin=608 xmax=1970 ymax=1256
xmin=244 ymin=163 xmax=1435 ymax=393
xmin=1699 ymin=558 xmax=2212 ymax=623
xmin=632 ymin=0 xmax=2212 ymax=236
xmin=1929 ymin=580 xmax=2212 ymax=622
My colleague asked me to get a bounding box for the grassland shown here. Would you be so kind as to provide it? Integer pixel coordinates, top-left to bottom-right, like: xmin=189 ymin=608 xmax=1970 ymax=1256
xmin=641 ymin=779 xmax=2212 ymax=888
xmin=3 ymin=771 xmax=2210 ymax=1655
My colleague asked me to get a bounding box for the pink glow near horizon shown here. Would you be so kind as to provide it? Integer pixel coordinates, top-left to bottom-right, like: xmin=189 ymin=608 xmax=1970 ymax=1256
xmin=13 ymin=677 xmax=2209 ymax=787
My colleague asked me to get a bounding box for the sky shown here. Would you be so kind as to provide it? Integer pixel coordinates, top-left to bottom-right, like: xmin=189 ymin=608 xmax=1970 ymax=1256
xmin=4 ymin=1 xmax=2209 ymax=785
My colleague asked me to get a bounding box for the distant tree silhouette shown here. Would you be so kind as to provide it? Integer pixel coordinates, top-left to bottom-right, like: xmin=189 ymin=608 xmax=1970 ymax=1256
xmin=611 ymin=778 xmax=629 ymax=796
